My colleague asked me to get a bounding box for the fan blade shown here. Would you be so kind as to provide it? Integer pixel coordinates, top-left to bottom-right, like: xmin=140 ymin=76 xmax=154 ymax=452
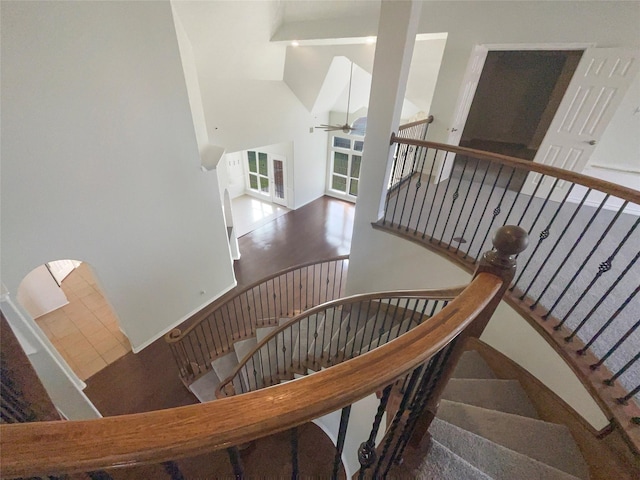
xmin=315 ymin=124 xmax=344 ymax=132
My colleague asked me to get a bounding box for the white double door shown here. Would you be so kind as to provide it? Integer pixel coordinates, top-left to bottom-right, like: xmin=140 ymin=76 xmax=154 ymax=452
xmin=246 ymin=151 xmax=287 ymax=207
xmin=444 ymin=46 xmax=639 ymax=199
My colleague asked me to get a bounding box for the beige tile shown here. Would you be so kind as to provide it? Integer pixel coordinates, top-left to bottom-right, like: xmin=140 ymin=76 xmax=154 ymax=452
xmin=91 ymin=335 xmax=121 ymax=356
xmin=48 ymin=318 xmax=80 ymax=339
xmin=67 ymin=344 xmax=101 ymax=364
xmin=62 ymin=301 xmax=88 ymax=316
xmin=86 ymin=327 xmax=115 ymax=347
xmin=78 ymin=356 xmax=107 ymax=380
xmin=93 ymin=304 xmax=114 ymax=321
xmin=81 ymin=292 xmax=107 ymax=311
xmin=56 ymin=331 xmax=87 ymax=351
xmin=100 ymin=342 xmax=128 ymax=364
xmin=71 ymin=283 xmax=95 ymax=298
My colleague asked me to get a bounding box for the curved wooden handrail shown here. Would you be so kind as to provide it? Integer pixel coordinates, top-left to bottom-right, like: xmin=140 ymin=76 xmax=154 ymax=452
xmin=390 ymin=135 xmax=640 ymax=203
xmin=165 ymin=255 xmax=349 ymax=343
xmin=398 ymin=115 xmax=434 ymax=131
xmin=0 ymin=274 xmax=501 ymax=479
xmin=216 ymin=285 xmax=466 ymax=397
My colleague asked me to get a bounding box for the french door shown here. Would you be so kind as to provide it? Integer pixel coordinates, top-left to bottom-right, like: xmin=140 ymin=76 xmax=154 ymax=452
xmin=246 ymin=151 xmax=287 ymax=206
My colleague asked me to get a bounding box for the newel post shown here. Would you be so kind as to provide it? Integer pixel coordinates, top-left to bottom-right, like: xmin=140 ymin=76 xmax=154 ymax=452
xmin=409 ymin=225 xmax=528 ymax=448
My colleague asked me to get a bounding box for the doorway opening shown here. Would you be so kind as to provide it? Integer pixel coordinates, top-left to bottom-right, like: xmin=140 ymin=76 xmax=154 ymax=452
xmin=452 ymin=50 xmax=582 ymax=191
xmin=17 ymin=261 xmax=130 ymax=381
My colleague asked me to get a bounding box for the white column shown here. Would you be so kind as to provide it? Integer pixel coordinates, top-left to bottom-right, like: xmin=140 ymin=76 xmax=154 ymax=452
xmin=347 ymin=0 xmax=422 ymax=294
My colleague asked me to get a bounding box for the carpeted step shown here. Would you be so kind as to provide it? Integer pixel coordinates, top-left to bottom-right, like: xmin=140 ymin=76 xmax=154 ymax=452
xmin=346 ymin=309 xmax=396 ymax=356
xmin=292 ymin=313 xmax=323 ymax=367
xmin=329 ymin=313 xmax=353 ymax=354
xmin=452 ymin=350 xmax=497 ymax=380
xmin=234 ymin=337 xmax=262 ymax=390
xmin=437 ymin=400 xmax=589 ymax=479
xmin=430 ymin=417 xmax=582 ymax=480
xmin=256 ymin=326 xmax=277 ymax=343
xmin=307 ymin=308 xmax=341 ymax=367
xmin=411 ymin=438 xmax=493 ymax=480
xmin=442 ymin=378 xmax=539 ymax=418
xmin=188 ymin=369 xmax=220 ymax=403
xmin=211 ymin=351 xmax=244 ymax=394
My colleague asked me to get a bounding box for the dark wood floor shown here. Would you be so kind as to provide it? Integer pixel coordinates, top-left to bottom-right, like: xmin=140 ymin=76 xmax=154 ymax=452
xmin=83 ymin=196 xmax=354 ymax=476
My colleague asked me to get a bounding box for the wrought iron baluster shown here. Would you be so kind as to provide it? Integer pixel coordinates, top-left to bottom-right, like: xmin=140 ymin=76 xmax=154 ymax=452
xmin=430 ymin=158 xmax=458 ymax=243
xmin=463 ymin=164 xmax=505 ymax=260
xmin=605 ymin=352 xmax=640 ymax=387
xmin=397 ymin=147 xmax=420 ymax=231
xmin=414 ymin=148 xmax=439 ymax=235
xmin=388 ymin=144 xmax=412 ymax=226
xmin=455 ymin=159 xmax=492 ymax=256
xmin=552 ymin=210 xmax=636 ymax=326
xmin=591 ymin=313 xmax=640 ymax=370
xmin=518 ymin=187 xmax=594 ymax=302
xmin=227 ymin=446 xmax=245 ymax=479
xmin=405 ymin=146 xmax=430 ymax=233
xmin=473 ymin=166 xmax=517 ymax=259
xmin=568 ymin=251 xmax=640 ymax=342
xmin=357 ymin=384 xmax=393 ymax=480
xmin=162 ymin=461 xmax=185 ymax=480
xmin=581 ymin=285 xmax=640 ymax=356
xmin=372 ymin=365 xmax=424 ymax=478
xmin=439 ymin=156 xmax=469 ymax=246
xmin=290 ymin=427 xmax=299 ymax=480
xmin=421 ymin=150 xmax=446 ymax=239
xmin=617 ymin=384 xmax=640 ymax=405
xmin=448 ymin=156 xmax=481 ymax=249
xmin=331 ymin=405 xmax=352 ymax=480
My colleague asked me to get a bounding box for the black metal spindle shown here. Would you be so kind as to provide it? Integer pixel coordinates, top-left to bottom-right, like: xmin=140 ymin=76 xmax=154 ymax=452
xmin=591 ymin=316 xmax=640 ymax=370
xmin=411 ymin=147 xmax=438 ymax=235
xmin=454 ymin=159 xmax=492 ymax=256
xmin=227 ymin=446 xmax=245 ymax=479
xmin=617 ymin=384 xmax=640 ymax=405
xmin=447 ymin=156 xmax=480 ymax=249
xmin=372 ymin=365 xmax=425 ymax=478
xmin=553 ymin=210 xmax=636 ymax=326
xmin=87 ymin=471 xmax=114 ymax=480
xmin=404 ymin=147 xmax=429 ymax=232
xmin=463 ymin=164 xmax=504 ymax=260
xmin=581 ymin=285 xmax=640 ymax=356
xmin=605 ymin=352 xmax=640 ymax=387
xmin=332 ymin=405 xmax=352 ymax=480
xmin=519 ymin=187 xmax=598 ymax=302
xmin=357 ymin=384 xmax=393 ymax=480
xmin=569 ymin=251 xmax=640 ymax=343
xmin=388 ymin=144 xmax=411 ymax=226
xmin=473 ymin=166 xmax=517 ymax=259
xmin=290 ymin=427 xmax=299 ymax=480
xmin=162 ymin=461 xmax=185 ymax=480
xmin=438 ymin=156 xmax=469 ymax=246
xmin=421 ymin=150 xmax=446 ymax=239
xmin=429 ymin=157 xmax=458 ymax=242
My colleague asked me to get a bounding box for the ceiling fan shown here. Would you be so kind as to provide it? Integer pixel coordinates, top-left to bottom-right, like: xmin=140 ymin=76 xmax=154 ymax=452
xmin=316 ymin=61 xmax=356 ymax=133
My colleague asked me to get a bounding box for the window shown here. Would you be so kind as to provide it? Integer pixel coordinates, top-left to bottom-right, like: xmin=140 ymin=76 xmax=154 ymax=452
xmin=247 ymin=151 xmax=269 ymax=195
xmin=328 ymin=135 xmax=363 ymax=200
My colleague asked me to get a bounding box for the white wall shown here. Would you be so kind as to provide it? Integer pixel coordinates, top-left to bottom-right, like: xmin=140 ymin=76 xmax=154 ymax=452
xmin=16 ymin=265 xmax=69 ymax=319
xmin=1 ymin=1 xmax=236 ymax=351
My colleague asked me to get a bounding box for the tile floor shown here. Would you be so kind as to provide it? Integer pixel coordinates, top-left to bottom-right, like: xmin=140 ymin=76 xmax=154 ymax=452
xmin=35 ymin=263 xmax=131 ymax=381
xmin=231 ymin=195 xmax=289 ymax=237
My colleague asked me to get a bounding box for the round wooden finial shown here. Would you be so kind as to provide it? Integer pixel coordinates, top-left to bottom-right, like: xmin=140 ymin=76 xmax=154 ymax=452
xmin=492 ymin=225 xmax=528 ymax=256
xmin=168 ymin=328 xmax=182 ymax=340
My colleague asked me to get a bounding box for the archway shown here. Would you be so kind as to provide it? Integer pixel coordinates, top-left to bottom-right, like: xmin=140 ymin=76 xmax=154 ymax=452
xmin=17 ymin=260 xmax=130 ymax=381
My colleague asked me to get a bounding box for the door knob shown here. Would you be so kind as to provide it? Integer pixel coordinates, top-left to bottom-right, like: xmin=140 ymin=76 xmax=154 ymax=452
xmin=587 ymin=140 xmax=597 ymax=146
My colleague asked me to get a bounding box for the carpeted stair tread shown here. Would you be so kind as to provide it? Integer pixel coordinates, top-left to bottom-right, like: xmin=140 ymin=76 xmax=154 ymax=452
xmin=292 ymin=313 xmax=322 ymax=365
xmin=453 ymin=350 xmax=498 ymax=380
xmin=211 ymin=352 xmax=243 ymax=393
xmin=188 ymin=369 xmax=220 ymax=403
xmin=430 ymin=417 xmax=582 ymax=480
xmin=442 ymin=378 xmax=539 ymax=418
xmin=368 ymin=317 xmax=413 ymax=350
xmin=411 ymin=438 xmax=493 ymax=480
xmin=437 ymin=400 xmax=589 ymax=479
xmin=256 ymin=326 xmax=277 ymax=343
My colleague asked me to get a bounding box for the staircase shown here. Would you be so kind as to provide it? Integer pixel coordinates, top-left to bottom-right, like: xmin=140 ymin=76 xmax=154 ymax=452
xmin=185 ymin=305 xmax=591 ymax=479
xmin=408 ymin=349 xmax=590 ymax=479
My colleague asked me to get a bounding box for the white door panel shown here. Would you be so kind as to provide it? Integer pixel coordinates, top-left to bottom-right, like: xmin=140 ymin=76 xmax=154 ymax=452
xmin=523 ymin=48 xmax=639 ymax=199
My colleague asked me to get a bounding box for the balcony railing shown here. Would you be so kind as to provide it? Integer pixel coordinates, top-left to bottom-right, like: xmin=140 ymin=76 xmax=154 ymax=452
xmin=376 ymin=133 xmax=640 ymax=451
